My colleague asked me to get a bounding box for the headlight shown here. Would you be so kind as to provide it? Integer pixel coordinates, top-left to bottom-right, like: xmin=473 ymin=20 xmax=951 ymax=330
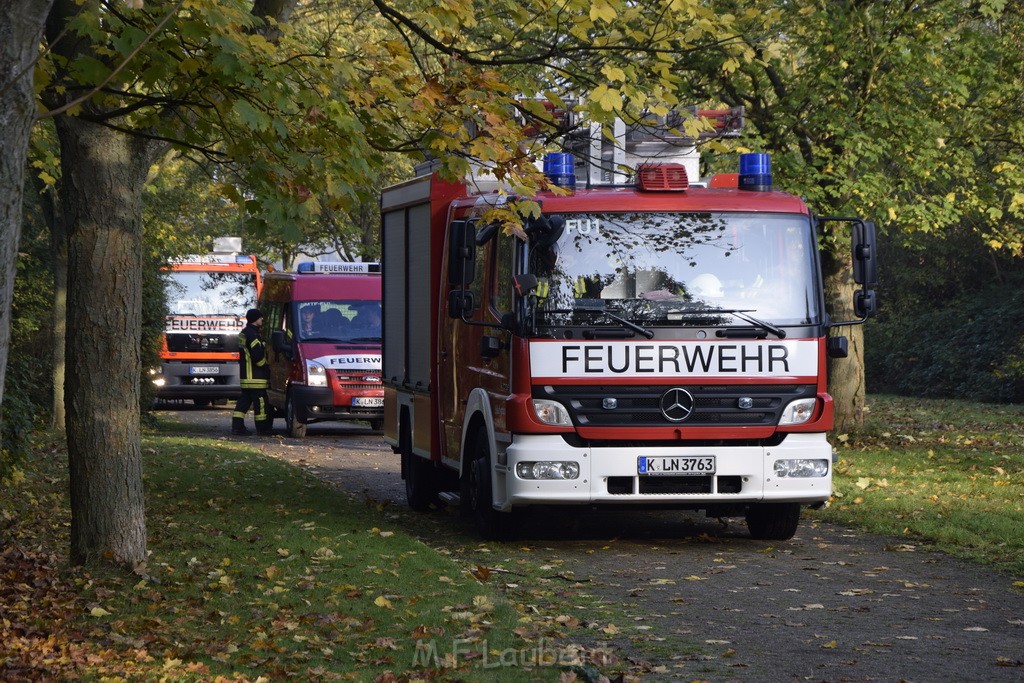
xmin=531 ymin=399 xmax=572 ymax=426
xmin=774 ymin=459 xmax=829 ymax=478
xmin=516 ymin=461 xmax=580 ymax=480
xmin=778 ymin=398 xmax=816 ymax=425
xmin=305 ymin=359 xmax=328 ymax=387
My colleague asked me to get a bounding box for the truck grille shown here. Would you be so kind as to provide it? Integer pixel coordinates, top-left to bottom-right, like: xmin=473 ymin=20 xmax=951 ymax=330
xmin=536 ymin=384 xmax=816 ymax=428
xmin=166 ymin=333 xmax=237 ymax=352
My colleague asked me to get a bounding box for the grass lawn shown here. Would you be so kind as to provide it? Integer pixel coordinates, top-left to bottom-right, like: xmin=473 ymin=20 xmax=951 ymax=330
xmin=0 ymin=429 xmax=609 ymax=681
xmin=814 ymin=395 xmax=1024 ymax=577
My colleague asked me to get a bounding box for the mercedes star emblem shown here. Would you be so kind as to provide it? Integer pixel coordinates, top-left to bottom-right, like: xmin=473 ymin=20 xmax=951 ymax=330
xmin=660 ymin=388 xmax=695 ymax=422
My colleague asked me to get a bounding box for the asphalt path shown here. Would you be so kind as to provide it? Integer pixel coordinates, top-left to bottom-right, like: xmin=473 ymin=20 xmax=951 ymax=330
xmin=156 ymin=404 xmax=1024 ymax=682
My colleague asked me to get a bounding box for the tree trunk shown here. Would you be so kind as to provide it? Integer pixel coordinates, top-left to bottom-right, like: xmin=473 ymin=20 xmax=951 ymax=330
xmin=823 ymin=245 xmax=867 ymax=433
xmin=56 ymin=116 xmax=149 ymax=567
xmin=0 ymin=0 xmax=54 ymax=417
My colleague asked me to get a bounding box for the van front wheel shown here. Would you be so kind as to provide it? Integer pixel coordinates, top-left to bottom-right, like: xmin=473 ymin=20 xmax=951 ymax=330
xmin=286 ymin=395 xmax=307 ymax=438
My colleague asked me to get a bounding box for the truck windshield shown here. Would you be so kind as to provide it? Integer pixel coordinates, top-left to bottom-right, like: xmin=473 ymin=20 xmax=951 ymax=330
xmin=529 ymin=212 xmax=820 ymax=327
xmin=165 ymin=271 xmax=256 ymax=316
xmin=295 ymin=300 xmax=381 ymax=343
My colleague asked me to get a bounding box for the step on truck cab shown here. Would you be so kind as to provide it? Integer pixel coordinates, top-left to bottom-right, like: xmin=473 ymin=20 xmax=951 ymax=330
xmin=152 ymin=238 xmax=262 ymax=406
xmin=259 ymin=262 xmax=384 ymax=437
xmin=381 ymin=108 xmax=877 ymax=540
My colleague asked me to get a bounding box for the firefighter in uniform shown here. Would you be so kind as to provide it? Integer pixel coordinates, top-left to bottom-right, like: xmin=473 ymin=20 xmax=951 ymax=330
xmin=232 ymin=308 xmax=272 ymax=436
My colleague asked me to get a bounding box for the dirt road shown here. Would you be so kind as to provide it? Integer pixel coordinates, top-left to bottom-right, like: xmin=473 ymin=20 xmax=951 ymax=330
xmin=157 ymin=405 xmax=1024 ymax=682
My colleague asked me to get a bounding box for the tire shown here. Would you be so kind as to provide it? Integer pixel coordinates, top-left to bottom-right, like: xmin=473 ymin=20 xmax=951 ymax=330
xmin=467 ymin=426 xmax=513 ymax=541
xmin=403 ymin=448 xmax=437 ymax=512
xmin=745 ymin=502 xmax=801 ymax=541
xmin=369 ymin=419 xmax=384 ymax=432
xmin=193 ymin=399 xmax=211 ymax=408
xmin=285 ymin=395 xmax=307 ymax=438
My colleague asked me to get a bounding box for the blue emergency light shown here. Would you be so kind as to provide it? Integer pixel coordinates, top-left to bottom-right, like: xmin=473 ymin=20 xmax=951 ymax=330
xmin=738 ymin=153 xmax=772 ymax=191
xmin=543 ymin=152 xmax=576 ymax=188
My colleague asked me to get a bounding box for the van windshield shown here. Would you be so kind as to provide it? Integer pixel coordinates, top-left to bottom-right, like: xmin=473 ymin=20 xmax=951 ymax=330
xmin=294 ymin=300 xmax=381 ymax=342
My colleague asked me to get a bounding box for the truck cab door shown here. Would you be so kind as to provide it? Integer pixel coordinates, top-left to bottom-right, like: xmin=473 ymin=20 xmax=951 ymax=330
xmin=438 ymin=228 xmax=512 ymax=464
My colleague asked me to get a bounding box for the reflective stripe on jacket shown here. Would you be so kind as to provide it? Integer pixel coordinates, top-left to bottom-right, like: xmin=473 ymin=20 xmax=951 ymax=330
xmin=238 ymin=324 xmax=270 ymax=389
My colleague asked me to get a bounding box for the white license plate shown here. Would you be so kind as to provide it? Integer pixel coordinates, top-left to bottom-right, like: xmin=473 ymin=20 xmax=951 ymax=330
xmin=189 ymin=366 xmax=220 ymax=375
xmin=638 ymin=456 xmax=716 ymax=476
xmin=352 ymin=397 xmax=384 ymax=407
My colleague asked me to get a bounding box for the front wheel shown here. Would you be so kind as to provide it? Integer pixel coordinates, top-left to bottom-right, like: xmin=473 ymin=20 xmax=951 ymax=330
xmin=285 ymin=395 xmax=307 ymax=438
xmin=467 ymin=427 xmax=513 ymax=541
xmin=745 ymin=502 xmax=801 ymax=541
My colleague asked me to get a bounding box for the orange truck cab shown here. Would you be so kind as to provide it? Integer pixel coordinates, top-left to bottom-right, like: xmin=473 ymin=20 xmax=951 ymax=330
xmin=258 ymin=262 xmax=384 ymax=437
xmin=153 ymin=247 xmax=262 ymax=406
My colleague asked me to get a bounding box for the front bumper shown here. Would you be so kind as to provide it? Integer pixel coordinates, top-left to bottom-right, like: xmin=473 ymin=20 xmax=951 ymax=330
xmin=290 ymin=384 xmax=384 ymax=423
xmin=499 ymin=432 xmax=832 ymax=508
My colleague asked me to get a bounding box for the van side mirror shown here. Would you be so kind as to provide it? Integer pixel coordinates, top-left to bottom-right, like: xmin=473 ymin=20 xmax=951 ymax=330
xmin=447 ymin=219 xmax=477 ymax=287
xmin=271 ymin=329 xmax=293 ymax=359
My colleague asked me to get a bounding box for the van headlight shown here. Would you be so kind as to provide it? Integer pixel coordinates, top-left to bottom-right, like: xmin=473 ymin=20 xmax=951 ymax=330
xmin=778 ymin=398 xmax=816 ymax=425
xmin=305 ymin=359 xmax=328 ymax=387
xmin=531 ymin=399 xmax=572 ymax=426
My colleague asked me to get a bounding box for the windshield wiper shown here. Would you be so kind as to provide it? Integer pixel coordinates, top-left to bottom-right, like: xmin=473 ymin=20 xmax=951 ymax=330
xmin=670 ymin=307 xmax=786 ymax=339
xmin=567 ymin=308 xmax=655 ymax=339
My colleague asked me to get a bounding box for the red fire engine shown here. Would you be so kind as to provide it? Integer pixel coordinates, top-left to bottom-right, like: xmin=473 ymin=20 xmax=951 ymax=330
xmin=380 ymin=109 xmax=877 ymax=540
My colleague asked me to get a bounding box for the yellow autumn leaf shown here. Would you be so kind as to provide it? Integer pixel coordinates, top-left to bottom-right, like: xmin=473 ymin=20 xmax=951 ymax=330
xmin=820 ymin=640 xmax=838 ymax=649
xmin=601 ymin=64 xmax=626 ymax=83
xmin=590 ymin=84 xmax=621 ymax=112
xmin=90 ymin=607 xmax=112 ymax=617
xmin=602 ymin=623 xmax=620 ymax=634
xmin=855 ymin=477 xmax=872 ymax=490
xmin=374 ymin=595 xmax=394 ymax=609
xmin=589 ymin=0 xmax=617 ymax=23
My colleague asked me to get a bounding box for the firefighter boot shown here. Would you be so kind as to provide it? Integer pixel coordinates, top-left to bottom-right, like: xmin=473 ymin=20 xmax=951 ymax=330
xmin=255 ymin=418 xmax=274 ymax=436
xmin=231 ymin=417 xmax=251 ymax=436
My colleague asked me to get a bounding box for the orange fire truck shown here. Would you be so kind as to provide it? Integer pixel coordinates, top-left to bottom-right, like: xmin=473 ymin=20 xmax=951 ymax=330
xmin=151 ymin=239 xmax=263 ymax=406
xmin=380 ymin=109 xmax=877 ymax=540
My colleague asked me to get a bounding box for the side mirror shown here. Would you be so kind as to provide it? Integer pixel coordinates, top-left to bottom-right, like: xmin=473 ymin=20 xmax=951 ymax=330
xmin=271 ymin=329 xmax=292 ymax=359
xmin=854 ymin=289 xmax=878 ymax=319
xmin=448 ymin=290 xmax=476 ymax=319
xmin=476 ymin=222 xmax=500 ymax=246
xmin=480 ymin=335 xmax=502 ymax=358
xmin=513 ymin=273 xmax=540 ymax=297
xmin=827 ymin=335 xmax=849 ymax=359
xmin=447 ymin=219 xmax=477 ymax=287
xmin=526 ymin=215 xmax=564 ymax=248
xmin=852 ymin=220 xmax=878 ymax=286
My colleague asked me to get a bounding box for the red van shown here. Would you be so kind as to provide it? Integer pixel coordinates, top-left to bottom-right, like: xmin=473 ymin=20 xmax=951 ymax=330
xmin=259 ymin=262 xmax=383 ymax=437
